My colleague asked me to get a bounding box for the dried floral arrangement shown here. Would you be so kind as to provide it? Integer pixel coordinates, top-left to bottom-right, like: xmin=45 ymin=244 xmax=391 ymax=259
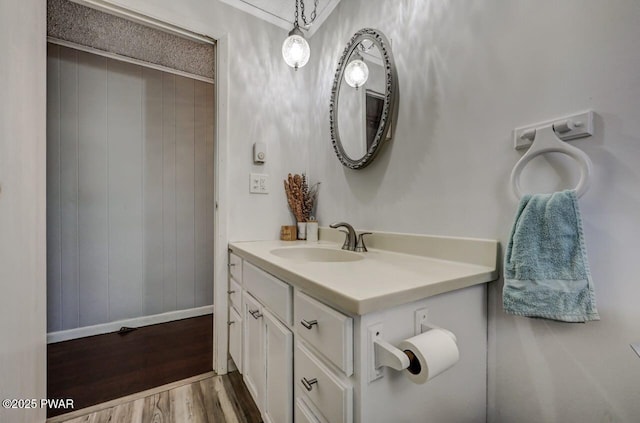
xmin=284 ymin=173 xmax=320 ymax=222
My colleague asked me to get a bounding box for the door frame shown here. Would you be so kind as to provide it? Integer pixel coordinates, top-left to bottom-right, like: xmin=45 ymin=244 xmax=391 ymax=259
xmin=52 ymin=0 xmax=231 ymax=374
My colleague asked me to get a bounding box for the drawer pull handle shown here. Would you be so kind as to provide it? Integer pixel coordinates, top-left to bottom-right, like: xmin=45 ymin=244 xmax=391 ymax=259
xmin=249 ymin=309 xmax=263 ymax=319
xmin=227 ymin=290 xmax=236 ymax=295
xmin=228 ymin=263 xmax=236 ymax=267
xmin=301 ymin=319 xmax=318 ymax=329
xmin=301 ymin=377 xmax=318 ymax=391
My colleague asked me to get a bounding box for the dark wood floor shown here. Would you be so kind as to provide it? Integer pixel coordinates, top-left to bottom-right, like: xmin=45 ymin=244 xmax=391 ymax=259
xmin=47 ymin=315 xmax=213 ymax=418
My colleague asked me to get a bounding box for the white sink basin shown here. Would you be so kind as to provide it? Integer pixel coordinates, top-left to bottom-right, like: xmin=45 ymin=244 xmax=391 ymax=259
xmin=270 ymin=247 xmax=364 ymax=263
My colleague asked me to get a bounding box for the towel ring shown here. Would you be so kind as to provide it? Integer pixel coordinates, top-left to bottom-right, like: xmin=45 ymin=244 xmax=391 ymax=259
xmin=510 ymin=125 xmax=592 ymax=199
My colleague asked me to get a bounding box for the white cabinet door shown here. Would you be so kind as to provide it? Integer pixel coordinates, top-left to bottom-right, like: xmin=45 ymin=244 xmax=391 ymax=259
xmin=243 ymin=292 xmax=265 ymax=410
xmin=264 ymin=309 xmax=293 ymax=423
xmin=229 ymin=306 xmax=242 ymax=373
xmin=295 ymin=397 xmax=324 ymax=423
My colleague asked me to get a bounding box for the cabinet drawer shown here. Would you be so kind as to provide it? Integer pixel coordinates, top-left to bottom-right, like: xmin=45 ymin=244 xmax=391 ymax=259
xmin=295 ymin=291 xmax=353 ymax=375
xmin=229 ymin=306 xmax=242 ymax=373
xmin=295 ymin=342 xmax=352 ymax=423
xmin=229 ymin=252 xmax=242 ymax=283
xmin=229 ymin=278 xmax=241 ymax=312
xmin=244 ymin=262 xmax=292 ymax=325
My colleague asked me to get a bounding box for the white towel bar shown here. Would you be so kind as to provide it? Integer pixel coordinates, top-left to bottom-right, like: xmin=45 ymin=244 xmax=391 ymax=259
xmin=510 ymin=124 xmax=593 ymax=199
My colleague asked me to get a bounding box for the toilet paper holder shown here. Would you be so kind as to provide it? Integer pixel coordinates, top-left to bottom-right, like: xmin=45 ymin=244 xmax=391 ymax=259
xmin=372 ymin=322 xmax=457 ymax=372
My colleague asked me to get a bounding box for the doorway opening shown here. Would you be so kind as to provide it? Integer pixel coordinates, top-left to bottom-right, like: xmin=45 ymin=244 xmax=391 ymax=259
xmin=45 ymin=0 xmax=218 ymax=415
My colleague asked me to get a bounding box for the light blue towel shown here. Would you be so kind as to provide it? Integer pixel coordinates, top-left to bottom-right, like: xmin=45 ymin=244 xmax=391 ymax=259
xmin=503 ymin=190 xmax=600 ymax=322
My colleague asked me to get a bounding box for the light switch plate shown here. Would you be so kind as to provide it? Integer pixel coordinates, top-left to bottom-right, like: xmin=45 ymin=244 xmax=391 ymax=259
xmin=250 ymin=173 xmax=268 ymax=194
xmin=631 ymin=343 xmax=640 ymax=358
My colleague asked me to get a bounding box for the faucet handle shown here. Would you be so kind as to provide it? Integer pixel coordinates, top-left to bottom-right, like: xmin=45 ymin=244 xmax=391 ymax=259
xmin=355 ymin=232 xmax=372 ymax=252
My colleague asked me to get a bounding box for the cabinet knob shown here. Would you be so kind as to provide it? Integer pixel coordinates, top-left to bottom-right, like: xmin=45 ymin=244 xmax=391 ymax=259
xmin=228 ymin=320 xmax=235 ymax=326
xmin=249 ymin=309 xmax=263 ymax=319
xmin=227 ymin=290 xmax=236 ymax=295
xmin=301 ymin=377 xmax=318 ymax=392
xmin=228 ymin=263 xmax=236 ymax=267
xmin=300 ymin=319 xmax=318 ymax=330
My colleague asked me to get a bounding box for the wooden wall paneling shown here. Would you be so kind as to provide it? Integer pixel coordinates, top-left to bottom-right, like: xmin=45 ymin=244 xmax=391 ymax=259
xmin=107 ymin=58 xmax=144 ymax=321
xmin=194 ymin=80 xmax=212 ymax=307
xmin=175 ymin=76 xmax=196 ymax=310
xmin=142 ymin=67 xmax=165 ymax=316
xmin=77 ymin=50 xmax=110 ymax=327
xmin=205 ymin=83 xmax=215 ymax=308
xmin=47 ymin=43 xmax=63 ymax=333
xmin=47 ymin=44 xmax=215 ymax=332
xmin=162 ymin=72 xmax=178 ymax=312
xmin=59 ymin=46 xmax=80 ymax=330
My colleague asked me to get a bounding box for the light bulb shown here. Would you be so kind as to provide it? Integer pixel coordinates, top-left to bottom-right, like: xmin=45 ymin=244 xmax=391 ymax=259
xmin=282 ymin=27 xmax=310 ymax=70
xmin=344 ymin=58 xmax=369 ymax=89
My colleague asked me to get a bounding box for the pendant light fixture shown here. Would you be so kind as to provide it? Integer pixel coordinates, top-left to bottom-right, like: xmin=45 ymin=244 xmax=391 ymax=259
xmin=282 ymin=0 xmax=318 ymax=70
xmin=344 ymin=51 xmax=369 ymax=89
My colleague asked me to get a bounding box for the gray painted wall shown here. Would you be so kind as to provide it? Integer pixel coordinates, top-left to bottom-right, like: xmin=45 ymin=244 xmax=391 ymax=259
xmin=0 ymin=1 xmax=47 ymax=422
xmin=306 ymin=0 xmax=640 ymax=422
xmin=47 ymin=44 xmax=214 ymax=332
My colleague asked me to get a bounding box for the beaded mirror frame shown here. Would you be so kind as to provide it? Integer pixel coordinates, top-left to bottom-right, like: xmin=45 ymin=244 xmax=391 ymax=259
xmin=329 ymin=28 xmax=398 ymax=169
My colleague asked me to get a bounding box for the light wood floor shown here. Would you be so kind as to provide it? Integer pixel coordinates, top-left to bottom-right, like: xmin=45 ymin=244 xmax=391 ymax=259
xmin=50 ymin=373 xmax=262 ymax=423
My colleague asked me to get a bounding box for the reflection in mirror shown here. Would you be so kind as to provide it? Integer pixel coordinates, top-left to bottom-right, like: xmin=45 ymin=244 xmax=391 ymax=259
xmin=338 ymin=43 xmax=385 ymax=160
xmin=330 ymin=29 xmax=397 ymax=169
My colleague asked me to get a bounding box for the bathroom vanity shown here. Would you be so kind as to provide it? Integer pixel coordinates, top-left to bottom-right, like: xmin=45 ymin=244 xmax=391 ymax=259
xmin=228 ymin=229 xmax=498 ymax=423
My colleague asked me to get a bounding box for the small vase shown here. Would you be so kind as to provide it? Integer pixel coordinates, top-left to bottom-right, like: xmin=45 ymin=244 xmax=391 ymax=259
xmin=297 ymin=222 xmax=307 ymax=240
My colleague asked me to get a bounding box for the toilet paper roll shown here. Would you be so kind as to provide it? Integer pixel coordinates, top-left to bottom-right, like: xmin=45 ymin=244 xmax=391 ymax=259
xmin=399 ymin=328 xmax=460 ymax=384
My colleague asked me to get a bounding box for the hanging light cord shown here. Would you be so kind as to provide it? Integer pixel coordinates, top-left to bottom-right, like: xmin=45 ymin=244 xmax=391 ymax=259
xmin=298 ymin=0 xmax=319 ymax=27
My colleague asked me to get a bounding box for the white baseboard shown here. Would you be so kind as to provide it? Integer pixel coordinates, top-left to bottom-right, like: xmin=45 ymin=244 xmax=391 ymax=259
xmin=47 ymin=305 xmax=214 ymax=344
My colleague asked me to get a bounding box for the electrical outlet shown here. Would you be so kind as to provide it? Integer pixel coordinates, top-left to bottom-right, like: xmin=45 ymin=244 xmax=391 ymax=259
xmin=250 ymin=173 xmax=268 ymax=194
xmin=414 ymin=307 xmax=428 ymax=336
xmin=631 ymin=343 xmax=640 ymax=358
xmin=259 ymin=174 xmax=268 ymax=193
xmin=368 ymin=323 xmax=385 ymax=382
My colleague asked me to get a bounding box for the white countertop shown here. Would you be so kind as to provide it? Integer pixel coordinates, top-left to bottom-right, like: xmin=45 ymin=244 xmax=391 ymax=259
xmin=229 ymin=230 xmax=499 ymax=315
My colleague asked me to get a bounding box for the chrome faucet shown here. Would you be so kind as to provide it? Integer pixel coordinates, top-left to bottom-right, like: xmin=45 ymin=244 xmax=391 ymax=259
xmin=330 ymin=222 xmax=357 ymax=251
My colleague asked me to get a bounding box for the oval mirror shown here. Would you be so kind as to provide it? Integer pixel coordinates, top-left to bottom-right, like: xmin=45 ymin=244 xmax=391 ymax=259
xmin=330 ymin=28 xmax=398 ymax=169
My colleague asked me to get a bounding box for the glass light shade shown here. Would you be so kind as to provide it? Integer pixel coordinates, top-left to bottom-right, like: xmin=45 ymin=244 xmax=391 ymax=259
xmin=282 ymin=29 xmax=310 ymax=69
xmin=344 ymin=58 xmax=369 ymax=89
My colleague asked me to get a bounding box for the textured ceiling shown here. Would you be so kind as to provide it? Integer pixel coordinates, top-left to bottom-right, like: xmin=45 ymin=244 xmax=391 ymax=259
xmin=218 ymin=0 xmax=341 ymax=36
